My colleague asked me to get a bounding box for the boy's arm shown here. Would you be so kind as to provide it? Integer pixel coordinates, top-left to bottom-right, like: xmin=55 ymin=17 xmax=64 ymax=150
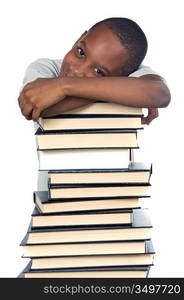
xmin=63 ymin=74 xmax=170 ymax=108
xmin=40 ymin=86 xmax=159 ymax=125
xmin=41 ymin=97 xmax=159 ymax=125
xmin=41 ymin=96 xmax=95 ymax=117
xmin=40 ymin=74 xmax=164 ymax=124
xmin=32 ymin=74 xmax=170 ymax=122
xmin=19 ymin=58 xmax=95 ymax=120
xmin=19 ymin=59 xmax=170 ymax=122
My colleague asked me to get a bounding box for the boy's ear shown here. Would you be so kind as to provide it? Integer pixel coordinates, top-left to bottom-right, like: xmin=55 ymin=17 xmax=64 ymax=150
xmin=72 ymin=31 xmax=88 ymax=48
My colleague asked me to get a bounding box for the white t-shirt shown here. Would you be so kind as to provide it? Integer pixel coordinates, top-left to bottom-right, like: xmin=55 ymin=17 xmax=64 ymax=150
xmin=22 ymin=58 xmax=159 ymax=191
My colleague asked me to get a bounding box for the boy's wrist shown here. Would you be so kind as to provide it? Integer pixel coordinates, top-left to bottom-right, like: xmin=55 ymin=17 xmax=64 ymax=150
xmin=58 ymin=76 xmax=75 ymax=97
xmin=60 ymin=77 xmax=89 ymax=99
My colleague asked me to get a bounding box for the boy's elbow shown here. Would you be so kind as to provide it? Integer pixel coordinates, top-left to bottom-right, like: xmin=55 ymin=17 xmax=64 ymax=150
xmin=157 ymin=84 xmax=171 ymax=108
xmin=148 ymin=81 xmax=171 ymax=108
xmin=141 ymin=76 xmax=171 ymax=108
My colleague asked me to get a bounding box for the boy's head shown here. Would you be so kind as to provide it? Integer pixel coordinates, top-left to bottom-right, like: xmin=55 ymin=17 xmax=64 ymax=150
xmin=60 ymin=17 xmax=148 ymax=78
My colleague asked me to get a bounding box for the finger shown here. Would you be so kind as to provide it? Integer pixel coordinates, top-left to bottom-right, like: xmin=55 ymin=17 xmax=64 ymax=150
xmin=22 ymin=103 xmax=34 ymax=120
xmin=18 ymin=92 xmax=30 ymax=116
xmin=18 ymin=91 xmax=34 ymax=120
xmin=148 ymin=109 xmax=159 ymax=123
xmin=143 ymin=114 xmax=157 ymax=125
xmin=18 ymin=93 xmax=26 ymax=110
xmin=146 ymin=117 xmax=154 ymax=125
xmin=141 ymin=117 xmax=149 ymax=125
xmin=24 ymin=109 xmax=33 ymax=120
xmin=141 ymin=108 xmax=159 ymax=125
xmin=26 ymin=115 xmax=32 ymax=120
xmin=32 ymin=108 xmax=41 ymax=121
xmin=142 ymin=114 xmax=156 ymax=125
xmin=149 ymin=107 xmax=159 ymax=116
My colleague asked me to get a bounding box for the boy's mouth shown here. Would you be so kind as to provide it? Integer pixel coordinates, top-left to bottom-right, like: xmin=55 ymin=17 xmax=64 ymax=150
xmin=60 ymin=61 xmax=72 ymax=77
xmin=61 ymin=72 xmax=74 ymax=77
xmin=60 ymin=69 xmax=77 ymax=77
xmin=60 ymin=67 xmax=72 ymax=77
xmin=60 ymin=61 xmax=81 ymax=77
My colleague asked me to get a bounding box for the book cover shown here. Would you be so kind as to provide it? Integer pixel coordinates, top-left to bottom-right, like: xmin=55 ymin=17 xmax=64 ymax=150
xmin=31 ymin=206 xmax=134 ymax=228
xmin=21 ymin=239 xmax=152 ymax=258
xmin=38 ymin=116 xmax=143 ymax=131
xmin=19 ymin=261 xmax=150 ymax=278
xmin=48 ymin=182 xmax=151 ymax=200
xmin=24 ymin=209 xmax=152 ymax=244
xmin=48 ymin=162 xmax=152 ymax=185
xmin=34 ymin=191 xmax=141 ymax=214
xmin=30 ymin=240 xmax=154 ymax=269
xmin=35 ymin=128 xmax=138 ymax=150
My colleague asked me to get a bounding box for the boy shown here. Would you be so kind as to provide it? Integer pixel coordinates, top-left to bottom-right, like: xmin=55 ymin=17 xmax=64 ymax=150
xmin=18 ymin=17 xmax=171 ymax=125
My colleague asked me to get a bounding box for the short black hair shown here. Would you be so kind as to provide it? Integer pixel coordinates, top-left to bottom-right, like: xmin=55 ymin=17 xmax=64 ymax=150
xmin=90 ymin=17 xmax=148 ymax=75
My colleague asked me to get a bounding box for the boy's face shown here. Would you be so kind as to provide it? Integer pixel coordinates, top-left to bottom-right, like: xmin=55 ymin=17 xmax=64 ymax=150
xmin=60 ymin=24 xmax=129 ymax=78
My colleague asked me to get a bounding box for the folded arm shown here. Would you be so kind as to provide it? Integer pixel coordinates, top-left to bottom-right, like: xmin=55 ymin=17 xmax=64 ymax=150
xmin=18 ymin=66 xmax=171 ymax=124
xmin=63 ymin=74 xmax=170 ymax=108
xmin=42 ymin=74 xmax=170 ymax=125
xmin=41 ymin=96 xmax=95 ymax=117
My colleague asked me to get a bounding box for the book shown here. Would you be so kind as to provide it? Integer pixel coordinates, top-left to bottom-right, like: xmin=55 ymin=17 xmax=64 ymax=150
xmin=39 ymin=102 xmax=143 ymax=118
xmin=34 ymin=191 xmax=141 ymax=214
xmin=21 ymin=239 xmax=150 ymax=258
xmin=29 ymin=240 xmax=154 ymax=270
xmin=38 ymin=117 xmax=142 ymax=131
xmin=25 ymin=209 xmax=152 ymax=244
xmin=31 ymin=207 xmax=136 ymax=228
xmin=18 ymin=100 xmax=157 ymax=277
xmin=19 ymin=263 xmax=150 ymax=278
xmin=35 ymin=128 xmax=138 ymax=150
xmin=37 ymin=148 xmax=130 ymax=170
xmin=49 ymin=162 xmax=152 ymax=185
xmin=49 ymin=183 xmax=151 ymax=200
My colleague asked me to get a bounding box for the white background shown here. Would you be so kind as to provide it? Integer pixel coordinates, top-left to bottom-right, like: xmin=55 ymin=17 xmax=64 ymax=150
xmin=0 ymin=0 xmax=183 ymax=277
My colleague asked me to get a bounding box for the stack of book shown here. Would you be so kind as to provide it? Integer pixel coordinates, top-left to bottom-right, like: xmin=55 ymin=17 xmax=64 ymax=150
xmin=19 ymin=102 xmax=155 ymax=278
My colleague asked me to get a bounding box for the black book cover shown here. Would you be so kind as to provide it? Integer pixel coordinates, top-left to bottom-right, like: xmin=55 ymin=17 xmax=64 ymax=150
xmin=34 ymin=191 xmax=142 ymax=205
xmin=26 ymin=208 xmax=152 ymax=233
xmin=48 ymin=162 xmax=152 ymax=185
xmin=31 ymin=206 xmax=134 ymax=229
xmin=48 ymin=162 xmax=152 ymax=174
xmin=39 ymin=113 xmax=143 ymax=119
xmin=23 ymin=239 xmax=155 ymax=258
xmin=31 ymin=205 xmax=133 ymax=217
xmin=35 ymin=127 xmax=138 ymax=135
xmin=34 ymin=190 xmax=149 ymax=204
xmin=21 ymin=239 xmax=155 ymax=258
xmin=49 ymin=182 xmax=151 ymax=188
xmin=35 ymin=128 xmax=139 ymax=150
xmin=34 ymin=191 xmax=142 ymax=215
xmin=20 ymin=260 xmax=150 ymax=275
xmin=48 ymin=182 xmax=151 ymax=200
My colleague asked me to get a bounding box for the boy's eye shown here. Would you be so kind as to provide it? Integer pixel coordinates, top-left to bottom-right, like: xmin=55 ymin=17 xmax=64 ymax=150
xmin=94 ymin=68 xmax=105 ymax=76
xmin=76 ymin=47 xmax=105 ymax=76
xmin=77 ymin=47 xmax=85 ymax=57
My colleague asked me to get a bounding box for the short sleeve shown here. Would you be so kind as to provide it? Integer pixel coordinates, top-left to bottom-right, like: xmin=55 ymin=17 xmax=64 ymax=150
xmin=129 ymin=64 xmax=167 ymax=84
xmin=128 ymin=65 xmax=158 ymax=77
xmin=20 ymin=58 xmax=63 ymax=134
xmin=22 ymin=58 xmax=62 ymax=88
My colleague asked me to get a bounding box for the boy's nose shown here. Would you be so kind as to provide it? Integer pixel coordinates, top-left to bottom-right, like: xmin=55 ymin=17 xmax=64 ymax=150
xmin=72 ymin=67 xmax=86 ymax=77
xmin=70 ymin=61 xmax=91 ymax=77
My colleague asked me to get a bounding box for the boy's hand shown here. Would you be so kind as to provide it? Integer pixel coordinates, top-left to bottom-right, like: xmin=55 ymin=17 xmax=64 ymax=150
xmin=18 ymin=77 xmax=67 ymax=121
xmin=141 ymin=108 xmax=159 ymax=125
